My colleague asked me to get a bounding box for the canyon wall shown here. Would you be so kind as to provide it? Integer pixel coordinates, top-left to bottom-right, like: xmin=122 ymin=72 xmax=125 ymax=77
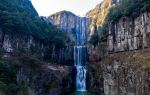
xmin=0 ymin=29 xmax=73 ymax=65
xmin=0 ymin=1 xmax=75 ymax=94
xmin=88 ymin=12 xmax=150 ymax=95
xmin=86 ymin=0 xmax=120 ymax=36
xmin=49 ymin=11 xmax=91 ymax=44
xmin=0 ymin=30 xmax=46 ymax=57
xmin=86 ymin=0 xmax=113 ymax=35
xmin=48 ymin=11 xmax=92 ymax=66
xmin=47 ymin=2 xmax=150 ymax=95
xmin=88 ymin=50 xmax=150 ymax=95
xmin=17 ymin=65 xmax=75 ymax=95
xmin=0 ymin=30 xmax=75 ymax=95
xmin=108 ymin=12 xmax=150 ymax=52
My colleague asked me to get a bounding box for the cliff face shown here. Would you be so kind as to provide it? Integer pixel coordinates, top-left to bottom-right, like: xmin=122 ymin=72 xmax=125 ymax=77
xmin=88 ymin=50 xmax=150 ymax=95
xmin=48 ymin=11 xmax=91 ymax=64
xmin=86 ymin=0 xmax=118 ymax=35
xmin=0 ymin=29 xmax=73 ymax=65
xmin=0 ymin=0 xmax=76 ymax=95
xmin=0 ymin=31 xmax=45 ymax=56
xmin=17 ymin=65 xmax=75 ymax=95
xmin=48 ymin=0 xmax=119 ymax=39
xmin=108 ymin=12 xmax=150 ymax=52
xmin=0 ymin=0 xmax=74 ymax=65
xmin=49 ymin=11 xmax=91 ymax=44
xmin=88 ymin=12 xmax=150 ymax=95
xmin=0 ymin=30 xmax=75 ymax=95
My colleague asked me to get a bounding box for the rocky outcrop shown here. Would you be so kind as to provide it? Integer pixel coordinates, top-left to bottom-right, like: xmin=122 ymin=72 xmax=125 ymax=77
xmin=87 ymin=63 xmax=104 ymax=94
xmin=49 ymin=11 xmax=91 ymax=44
xmin=88 ymin=49 xmax=150 ymax=95
xmin=108 ymin=12 xmax=150 ymax=52
xmin=103 ymin=62 xmax=149 ymax=95
xmin=88 ymin=8 xmax=150 ymax=94
xmin=0 ymin=29 xmax=74 ymax=64
xmin=0 ymin=30 xmax=46 ymax=58
xmin=17 ymin=65 xmax=75 ymax=95
xmin=48 ymin=0 xmax=120 ymax=40
xmin=86 ymin=0 xmax=118 ymax=36
xmin=48 ymin=11 xmax=92 ymax=65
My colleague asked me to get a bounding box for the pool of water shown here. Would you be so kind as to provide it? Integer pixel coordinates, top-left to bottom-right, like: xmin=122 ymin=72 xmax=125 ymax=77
xmin=70 ymin=91 xmax=96 ymax=95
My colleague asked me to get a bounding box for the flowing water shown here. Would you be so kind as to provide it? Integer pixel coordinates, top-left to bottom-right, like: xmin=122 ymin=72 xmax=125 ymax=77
xmin=74 ymin=46 xmax=87 ymax=91
xmin=70 ymin=13 xmax=98 ymax=95
xmin=70 ymin=91 xmax=96 ymax=95
xmin=74 ymin=17 xmax=87 ymax=91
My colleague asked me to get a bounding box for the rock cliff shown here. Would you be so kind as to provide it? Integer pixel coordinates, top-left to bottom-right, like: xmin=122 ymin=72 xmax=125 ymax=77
xmin=48 ymin=0 xmax=120 ymax=40
xmin=17 ymin=65 xmax=75 ymax=95
xmin=86 ymin=0 xmax=119 ymax=36
xmin=0 ymin=0 xmax=76 ymax=95
xmin=0 ymin=30 xmax=46 ymax=57
xmin=88 ymin=11 xmax=150 ymax=95
xmin=108 ymin=12 xmax=150 ymax=52
xmin=87 ymin=1 xmax=150 ymax=94
xmin=49 ymin=11 xmax=91 ymax=44
xmin=88 ymin=50 xmax=150 ymax=95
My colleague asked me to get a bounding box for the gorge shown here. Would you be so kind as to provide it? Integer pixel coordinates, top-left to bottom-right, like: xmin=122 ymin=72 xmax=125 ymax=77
xmin=0 ymin=0 xmax=150 ymax=95
xmin=49 ymin=11 xmax=89 ymax=93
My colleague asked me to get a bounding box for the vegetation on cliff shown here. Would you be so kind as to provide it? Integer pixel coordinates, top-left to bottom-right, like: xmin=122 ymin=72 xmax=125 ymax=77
xmin=0 ymin=0 xmax=70 ymax=63
xmin=90 ymin=0 xmax=150 ymax=46
xmin=0 ymin=0 xmax=70 ymax=94
xmin=0 ymin=46 xmax=44 ymax=94
xmin=86 ymin=0 xmax=113 ymax=36
xmin=0 ymin=60 xmax=19 ymax=95
xmin=0 ymin=0 xmax=68 ymax=48
xmin=107 ymin=0 xmax=150 ymax=23
xmin=105 ymin=0 xmax=150 ymax=32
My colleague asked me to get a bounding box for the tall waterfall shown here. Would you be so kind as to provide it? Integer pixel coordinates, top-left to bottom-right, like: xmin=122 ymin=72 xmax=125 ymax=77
xmin=74 ymin=17 xmax=87 ymax=91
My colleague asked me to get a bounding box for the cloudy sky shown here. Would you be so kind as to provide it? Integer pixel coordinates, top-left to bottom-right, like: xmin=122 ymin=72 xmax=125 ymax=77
xmin=31 ymin=0 xmax=102 ymax=17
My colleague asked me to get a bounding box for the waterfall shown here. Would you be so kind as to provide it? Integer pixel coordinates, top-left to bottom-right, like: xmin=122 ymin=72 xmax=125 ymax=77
xmin=74 ymin=17 xmax=87 ymax=91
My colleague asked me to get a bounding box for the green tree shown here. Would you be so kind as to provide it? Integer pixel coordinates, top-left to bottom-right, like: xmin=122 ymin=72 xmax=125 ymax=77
xmin=89 ymin=33 xmax=100 ymax=46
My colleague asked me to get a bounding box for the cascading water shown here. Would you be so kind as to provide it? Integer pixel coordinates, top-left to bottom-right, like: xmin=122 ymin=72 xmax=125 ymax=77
xmin=74 ymin=46 xmax=87 ymax=91
xmin=74 ymin=17 xmax=87 ymax=91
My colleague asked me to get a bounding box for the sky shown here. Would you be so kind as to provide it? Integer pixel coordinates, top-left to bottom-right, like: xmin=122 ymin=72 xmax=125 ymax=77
xmin=31 ymin=0 xmax=102 ymax=17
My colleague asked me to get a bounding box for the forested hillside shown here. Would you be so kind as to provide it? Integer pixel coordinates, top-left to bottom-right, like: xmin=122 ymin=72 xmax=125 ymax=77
xmin=0 ymin=0 xmax=70 ymax=95
xmin=0 ymin=0 xmax=68 ymax=47
xmin=90 ymin=0 xmax=150 ymax=46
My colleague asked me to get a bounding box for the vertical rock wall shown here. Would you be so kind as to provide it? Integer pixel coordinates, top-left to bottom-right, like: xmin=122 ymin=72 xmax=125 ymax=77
xmin=17 ymin=65 xmax=75 ymax=95
xmin=0 ymin=30 xmax=46 ymax=58
xmin=88 ymin=50 xmax=150 ymax=95
xmin=86 ymin=0 xmax=113 ymax=35
xmin=49 ymin=11 xmax=91 ymax=65
xmin=88 ymin=12 xmax=150 ymax=95
xmin=49 ymin=11 xmax=91 ymax=44
xmin=108 ymin=12 xmax=150 ymax=52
